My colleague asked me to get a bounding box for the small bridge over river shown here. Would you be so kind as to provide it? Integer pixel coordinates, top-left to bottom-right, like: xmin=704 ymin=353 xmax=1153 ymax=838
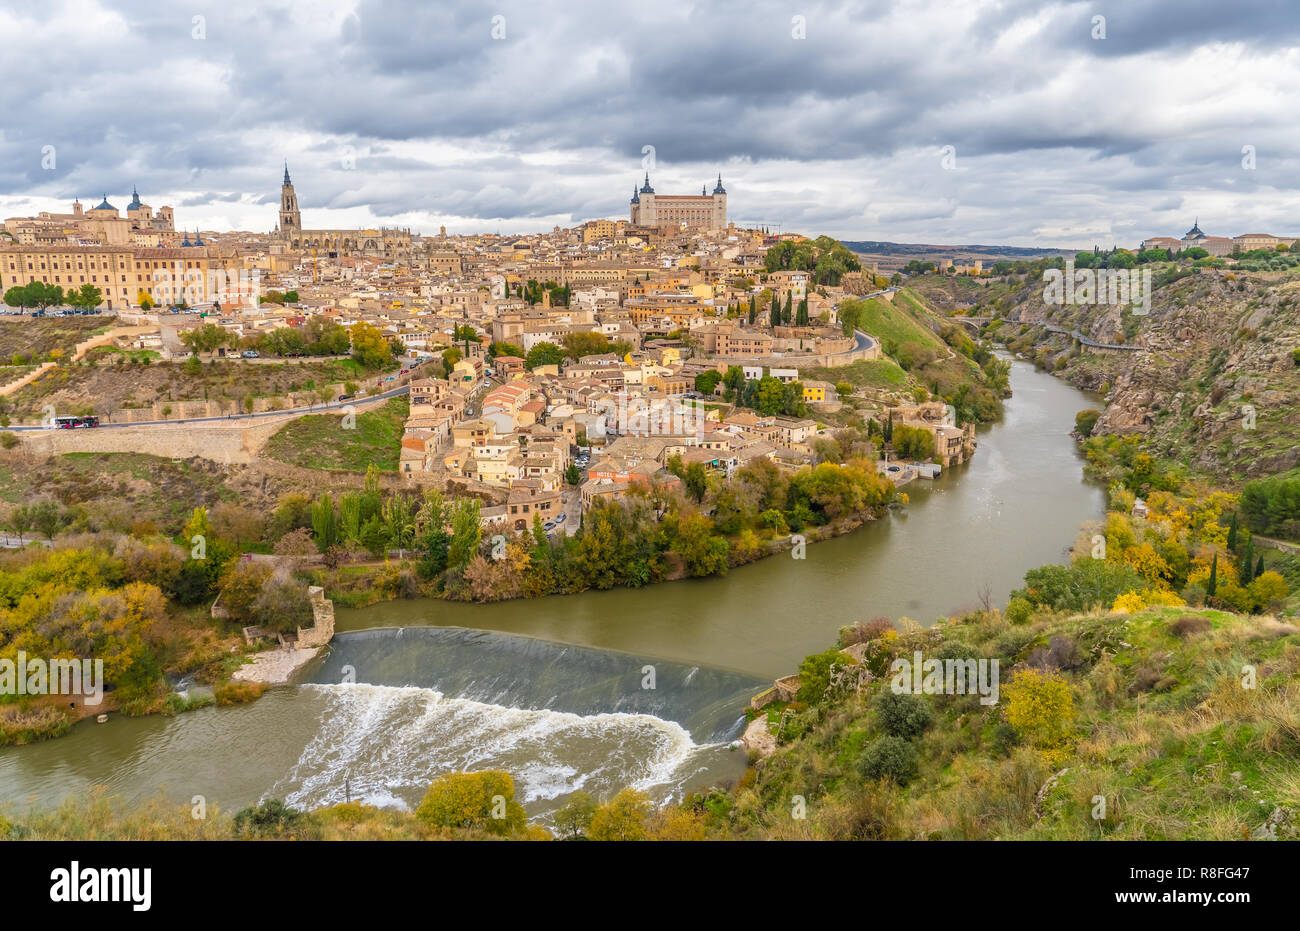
xmin=951 ymin=316 xmax=1144 ymax=353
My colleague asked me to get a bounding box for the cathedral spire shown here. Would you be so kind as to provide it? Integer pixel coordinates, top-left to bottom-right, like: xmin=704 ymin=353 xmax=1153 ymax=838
xmin=283 ymin=161 xmax=292 ymax=185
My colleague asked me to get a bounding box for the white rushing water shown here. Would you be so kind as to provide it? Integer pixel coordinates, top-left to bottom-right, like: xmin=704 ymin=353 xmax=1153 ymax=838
xmin=271 ymin=683 xmax=720 ymax=812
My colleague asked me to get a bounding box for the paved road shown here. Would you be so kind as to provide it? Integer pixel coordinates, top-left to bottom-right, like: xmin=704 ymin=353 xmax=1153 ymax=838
xmin=7 ymin=383 xmax=411 ymax=431
xmin=0 ymin=534 xmax=50 ymax=548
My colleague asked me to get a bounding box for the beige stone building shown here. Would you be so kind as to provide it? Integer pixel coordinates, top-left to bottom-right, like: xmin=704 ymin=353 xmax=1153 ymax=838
xmin=0 ymin=242 xmax=248 ymax=311
xmin=271 ymin=165 xmax=413 ymax=260
xmin=4 ymin=188 xmax=176 ymax=249
xmin=630 ymin=174 xmax=727 ymax=230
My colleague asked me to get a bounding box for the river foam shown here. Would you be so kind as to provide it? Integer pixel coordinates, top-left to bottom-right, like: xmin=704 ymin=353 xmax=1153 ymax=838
xmin=271 ymin=682 xmax=713 ymax=812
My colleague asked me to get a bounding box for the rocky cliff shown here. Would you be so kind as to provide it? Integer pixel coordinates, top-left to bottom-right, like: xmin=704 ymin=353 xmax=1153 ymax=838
xmin=979 ymin=267 xmax=1300 ymax=481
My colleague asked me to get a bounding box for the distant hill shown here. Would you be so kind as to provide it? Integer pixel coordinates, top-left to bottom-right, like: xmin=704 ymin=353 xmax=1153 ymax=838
xmin=842 ymin=240 xmax=1078 ymax=260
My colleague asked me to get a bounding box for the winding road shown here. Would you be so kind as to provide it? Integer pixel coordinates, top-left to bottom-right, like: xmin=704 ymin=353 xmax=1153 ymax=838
xmin=8 ymin=384 xmax=411 ymax=431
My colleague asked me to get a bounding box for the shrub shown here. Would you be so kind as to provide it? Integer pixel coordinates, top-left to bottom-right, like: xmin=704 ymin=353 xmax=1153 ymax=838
xmin=1025 ymin=635 xmax=1084 ymax=672
xmin=796 ymin=648 xmax=850 ymax=703
xmin=1112 ymin=590 xmax=1147 ymax=613
xmin=415 ymin=770 xmax=526 ymax=836
xmin=933 ymin=639 xmax=975 ymax=661
xmin=0 ymin=432 xmax=19 ymax=449
xmin=856 ymin=735 xmax=919 ymax=786
xmin=1005 ymin=596 xmax=1033 ymax=624
xmin=214 ymin=680 xmax=266 ymax=705
xmin=233 ymin=799 xmax=316 ymax=839
xmin=1002 ymin=668 xmax=1076 ymax=754
xmin=840 ymin=616 xmax=894 ymax=646
xmin=874 ymin=689 xmax=932 ymax=739
xmin=0 ymin=705 xmax=71 ymax=746
xmin=991 ymin=627 xmax=1041 ymax=663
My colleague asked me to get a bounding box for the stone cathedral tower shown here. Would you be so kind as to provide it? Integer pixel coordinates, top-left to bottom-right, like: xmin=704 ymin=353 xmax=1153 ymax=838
xmin=279 ymin=162 xmax=301 ymax=234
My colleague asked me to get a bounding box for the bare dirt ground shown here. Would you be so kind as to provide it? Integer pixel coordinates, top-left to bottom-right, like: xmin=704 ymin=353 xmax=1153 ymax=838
xmin=231 ymin=646 xmax=320 ymax=685
xmin=2 ymin=356 xmax=370 ymax=420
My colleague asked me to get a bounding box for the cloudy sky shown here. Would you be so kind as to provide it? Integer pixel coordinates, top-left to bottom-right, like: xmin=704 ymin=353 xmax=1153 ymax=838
xmin=2 ymin=0 xmax=1297 ymax=246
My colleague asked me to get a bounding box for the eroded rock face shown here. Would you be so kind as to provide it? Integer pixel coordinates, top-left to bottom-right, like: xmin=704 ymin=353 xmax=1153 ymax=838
xmin=1002 ymin=269 xmax=1300 ymax=479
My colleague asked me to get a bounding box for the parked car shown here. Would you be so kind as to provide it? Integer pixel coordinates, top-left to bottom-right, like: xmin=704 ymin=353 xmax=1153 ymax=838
xmin=337 ymin=393 xmax=354 ymax=402
xmin=241 ymin=350 xmax=260 ymax=358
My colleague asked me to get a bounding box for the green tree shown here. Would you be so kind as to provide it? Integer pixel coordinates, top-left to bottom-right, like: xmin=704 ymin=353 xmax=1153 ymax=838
xmin=875 ymin=689 xmax=932 ymax=738
xmin=310 ymin=494 xmax=340 ymax=553
xmin=18 ymin=282 xmax=64 ymax=312
xmin=667 ymin=511 xmax=728 ymax=577
xmin=3 ymin=284 xmax=33 ymax=312
xmin=857 ymin=735 xmax=919 ymax=785
xmin=525 ymin=341 xmax=566 ymax=370
xmin=754 ymin=375 xmax=786 ymax=416
xmin=381 ymin=494 xmax=416 ymax=554
xmin=65 ymin=283 xmax=103 ymax=313
xmin=683 ymin=462 xmax=709 ymax=503
xmin=893 ymin=424 xmax=936 ymax=460
xmin=29 ymin=500 xmax=65 ymax=540
xmin=553 ymin=790 xmax=597 ymax=839
xmin=695 ymin=369 xmax=722 ymax=395
xmin=561 ymin=331 xmax=612 ymax=360
xmin=447 ymin=498 xmax=482 ymax=570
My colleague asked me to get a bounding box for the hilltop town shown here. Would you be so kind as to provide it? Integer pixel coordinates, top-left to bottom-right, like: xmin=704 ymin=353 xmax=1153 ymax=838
xmin=0 ymin=170 xmax=993 ymax=549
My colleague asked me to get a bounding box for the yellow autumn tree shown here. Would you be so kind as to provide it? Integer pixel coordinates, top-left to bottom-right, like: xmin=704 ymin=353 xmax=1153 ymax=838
xmin=1123 ymin=541 xmax=1172 ymax=585
xmin=415 ymin=770 xmax=526 ymax=836
xmin=588 ymin=788 xmax=652 ymax=841
xmin=1002 ymin=668 xmax=1076 ymax=762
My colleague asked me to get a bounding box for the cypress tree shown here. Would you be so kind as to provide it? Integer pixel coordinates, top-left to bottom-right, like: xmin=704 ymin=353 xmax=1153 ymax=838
xmin=769 ymin=293 xmax=780 ymax=328
xmin=748 ymin=295 xmax=757 ymax=325
xmin=1240 ymin=536 xmax=1255 ymax=583
xmin=783 ymin=290 xmax=793 ymax=324
xmin=1206 ymin=553 xmax=1218 ymax=597
xmin=1226 ymin=512 xmax=1239 ymax=551
xmin=1255 ymin=554 xmax=1265 ymax=581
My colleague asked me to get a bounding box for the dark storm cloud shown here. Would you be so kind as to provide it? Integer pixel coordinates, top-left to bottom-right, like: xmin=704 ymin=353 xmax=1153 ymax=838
xmin=0 ymin=0 xmax=1296 ymax=243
